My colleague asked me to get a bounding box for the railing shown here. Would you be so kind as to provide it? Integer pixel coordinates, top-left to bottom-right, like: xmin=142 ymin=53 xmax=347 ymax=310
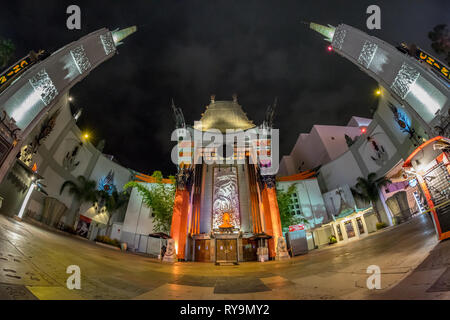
xmin=120 ymin=231 xmax=167 ymax=258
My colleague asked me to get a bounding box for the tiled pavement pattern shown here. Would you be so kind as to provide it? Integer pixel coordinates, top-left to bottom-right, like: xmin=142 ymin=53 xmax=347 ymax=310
xmin=0 ymin=213 xmax=448 ymax=300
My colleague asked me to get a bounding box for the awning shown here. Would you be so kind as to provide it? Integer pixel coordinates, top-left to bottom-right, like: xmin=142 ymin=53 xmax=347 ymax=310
xmin=403 ymin=136 xmax=450 ymax=170
xmin=277 ymin=166 xmax=321 ymax=182
xmin=148 ymin=232 xmax=171 ymax=239
xmin=248 ymin=233 xmax=272 ymax=240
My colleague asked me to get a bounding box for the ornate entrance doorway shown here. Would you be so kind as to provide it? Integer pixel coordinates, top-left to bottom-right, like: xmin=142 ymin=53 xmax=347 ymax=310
xmin=215 ymin=239 xmax=238 ymax=264
xmin=194 ymin=239 xmax=211 ymax=262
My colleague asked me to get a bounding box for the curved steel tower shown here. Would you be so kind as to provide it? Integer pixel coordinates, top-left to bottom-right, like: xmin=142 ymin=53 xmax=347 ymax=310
xmin=0 ymin=26 xmax=137 ymax=182
xmin=309 ymin=22 xmax=449 ymax=137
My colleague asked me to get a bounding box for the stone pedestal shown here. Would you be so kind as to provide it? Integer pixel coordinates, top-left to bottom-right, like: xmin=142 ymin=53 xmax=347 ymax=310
xmin=163 ymin=239 xmax=177 ymax=263
xmin=275 ymin=236 xmax=290 ymax=260
xmin=257 ymin=246 xmax=269 ymax=262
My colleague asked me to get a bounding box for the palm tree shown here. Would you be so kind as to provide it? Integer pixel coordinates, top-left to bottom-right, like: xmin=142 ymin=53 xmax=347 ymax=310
xmin=98 ymin=189 xmax=130 ymax=236
xmin=0 ymin=37 xmax=15 ymax=69
xmin=351 ymin=173 xmax=391 ymax=223
xmin=428 ymin=24 xmax=450 ymax=65
xmin=60 ymin=176 xmax=98 ymax=226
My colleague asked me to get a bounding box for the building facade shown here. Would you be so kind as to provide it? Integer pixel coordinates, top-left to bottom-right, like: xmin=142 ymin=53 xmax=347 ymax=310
xmin=0 ymin=27 xmax=139 ymax=239
xmin=169 ymin=96 xmax=288 ymax=262
xmin=277 ymin=22 xmax=450 ymax=243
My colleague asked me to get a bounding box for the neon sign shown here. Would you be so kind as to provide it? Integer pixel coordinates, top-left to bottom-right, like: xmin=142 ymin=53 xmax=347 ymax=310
xmin=0 ymin=51 xmax=48 ymax=93
xmin=415 ymin=48 xmax=450 ymax=83
xmin=0 ymin=56 xmax=32 ymax=91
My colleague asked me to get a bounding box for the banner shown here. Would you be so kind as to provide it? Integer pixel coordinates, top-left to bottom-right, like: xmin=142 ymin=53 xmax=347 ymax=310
xmin=289 ymin=224 xmax=305 ymax=232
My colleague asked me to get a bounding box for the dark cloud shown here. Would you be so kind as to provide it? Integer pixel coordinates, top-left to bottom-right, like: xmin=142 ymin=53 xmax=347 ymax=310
xmin=0 ymin=0 xmax=448 ymax=175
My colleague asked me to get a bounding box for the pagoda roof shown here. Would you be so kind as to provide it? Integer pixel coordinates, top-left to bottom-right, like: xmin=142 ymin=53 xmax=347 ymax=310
xmin=194 ymin=100 xmax=255 ymax=133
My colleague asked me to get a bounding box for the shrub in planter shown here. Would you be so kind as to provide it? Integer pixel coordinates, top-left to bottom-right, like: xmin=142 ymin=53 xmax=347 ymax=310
xmin=95 ymin=235 xmax=121 ymax=248
xmin=64 ymin=226 xmax=77 ymax=234
xmin=110 ymin=239 xmax=120 ymax=247
xmin=376 ymin=222 xmax=388 ymax=230
xmin=329 ymin=235 xmax=337 ymax=244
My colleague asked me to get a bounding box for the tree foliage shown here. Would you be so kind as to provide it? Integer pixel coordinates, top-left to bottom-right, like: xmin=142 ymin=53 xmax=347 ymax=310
xmin=276 ymin=184 xmax=308 ymax=230
xmin=124 ymin=171 xmax=175 ymax=233
xmin=60 ymin=176 xmax=130 ymax=228
xmin=60 ymin=175 xmax=98 ymax=205
xmin=0 ymin=37 xmax=15 ymax=69
xmin=428 ymin=24 xmax=450 ymax=65
xmin=351 ymin=172 xmax=391 ymax=223
xmin=97 ymin=189 xmax=130 ymax=227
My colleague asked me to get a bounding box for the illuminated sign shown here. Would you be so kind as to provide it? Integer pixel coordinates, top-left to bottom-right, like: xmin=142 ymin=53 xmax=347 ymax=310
xmin=415 ymin=48 xmax=450 ymax=83
xmin=0 ymin=56 xmax=33 ymax=92
xmin=289 ymin=224 xmax=305 ymax=232
xmin=98 ymin=170 xmax=116 ymax=195
xmin=409 ymin=179 xmax=418 ymax=188
xmin=0 ymin=51 xmax=48 ymax=93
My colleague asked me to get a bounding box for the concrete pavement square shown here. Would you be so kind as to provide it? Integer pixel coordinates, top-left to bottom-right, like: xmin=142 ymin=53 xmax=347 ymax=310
xmin=214 ymin=277 xmax=271 ymax=294
xmin=26 ymin=286 xmax=85 ymax=300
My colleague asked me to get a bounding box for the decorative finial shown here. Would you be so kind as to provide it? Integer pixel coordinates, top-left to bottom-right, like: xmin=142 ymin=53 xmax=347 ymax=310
xmin=263 ymin=97 xmax=278 ymax=128
xmin=308 ymin=22 xmax=336 ymax=43
xmin=211 ymin=94 xmax=216 ymax=103
xmin=232 ymin=93 xmax=238 ymax=103
xmin=170 ymin=98 xmax=185 ymax=129
xmin=111 ymin=26 xmax=138 ymax=46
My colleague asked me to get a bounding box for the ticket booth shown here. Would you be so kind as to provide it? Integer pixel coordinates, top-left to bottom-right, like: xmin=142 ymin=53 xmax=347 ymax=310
xmin=402 ymin=136 xmax=450 ymax=240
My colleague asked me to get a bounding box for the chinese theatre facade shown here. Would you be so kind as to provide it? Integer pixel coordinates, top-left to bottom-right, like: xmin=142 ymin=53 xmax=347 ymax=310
xmin=169 ymin=95 xmax=289 ymax=263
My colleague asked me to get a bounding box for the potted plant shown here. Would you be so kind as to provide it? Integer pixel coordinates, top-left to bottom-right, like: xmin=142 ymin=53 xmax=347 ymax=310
xmin=329 ymin=235 xmax=337 ymax=245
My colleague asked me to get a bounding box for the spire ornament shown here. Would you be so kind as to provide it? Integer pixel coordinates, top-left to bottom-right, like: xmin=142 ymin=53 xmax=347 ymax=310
xmin=263 ymin=97 xmax=278 ymax=128
xmin=171 ymin=99 xmax=186 ymax=129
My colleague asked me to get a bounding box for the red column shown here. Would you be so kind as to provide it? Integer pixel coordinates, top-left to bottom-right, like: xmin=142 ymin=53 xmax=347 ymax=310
xmin=261 ymin=188 xmax=275 ymax=258
xmin=266 ymin=187 xmax=283 ymax=240
xmin=170 ymin=189 xmax=190 ymax=260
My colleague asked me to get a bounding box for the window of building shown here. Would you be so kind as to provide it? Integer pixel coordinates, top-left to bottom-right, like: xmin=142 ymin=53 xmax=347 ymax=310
xmin=356 ymin=217 xmax=365 ymax=234
xmin=345 ymin=221 xmax=355 ymax=238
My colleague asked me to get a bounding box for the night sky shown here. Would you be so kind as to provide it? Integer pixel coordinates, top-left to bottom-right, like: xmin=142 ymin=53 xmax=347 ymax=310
xmin=0 ymin=0 xmax=448 ymax=176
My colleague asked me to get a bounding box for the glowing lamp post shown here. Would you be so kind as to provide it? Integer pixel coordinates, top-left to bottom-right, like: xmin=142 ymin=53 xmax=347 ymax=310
xmin=18 ymin=177 xmax=43 ymax=219
xmin=17 ymin=182 xmax=35 ymax=219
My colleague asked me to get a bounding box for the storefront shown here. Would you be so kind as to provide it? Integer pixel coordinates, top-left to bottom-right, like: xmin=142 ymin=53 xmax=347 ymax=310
xmin=402 ymin=136 xmax=450 ymax=240
xmin=326 ymin=208 xmax=372 ymax=244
